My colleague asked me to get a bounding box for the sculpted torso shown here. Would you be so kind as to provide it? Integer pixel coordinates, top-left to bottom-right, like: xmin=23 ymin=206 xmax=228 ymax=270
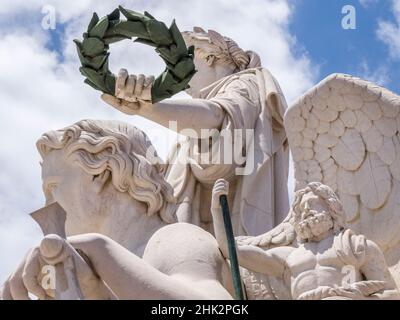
xmin=211 ymin=180 xmax=400 ymax=300
xmin=284 ymin=236 xmax=359 ymax=299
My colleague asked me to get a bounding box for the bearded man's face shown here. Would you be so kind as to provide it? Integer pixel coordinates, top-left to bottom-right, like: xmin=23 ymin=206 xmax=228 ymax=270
xmin=294 ymin=192 xmax=334 ymax=242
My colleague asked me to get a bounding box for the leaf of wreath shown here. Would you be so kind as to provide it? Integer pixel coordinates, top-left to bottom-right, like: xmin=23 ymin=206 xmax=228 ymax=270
xmin=74 ymin=7 xmax=196 ymax=103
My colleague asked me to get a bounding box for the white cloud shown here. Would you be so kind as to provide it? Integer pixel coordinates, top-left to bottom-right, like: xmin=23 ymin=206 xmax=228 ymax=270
xmin=358 ymin=60 xmax=391 ymax=86
xmin=377 ymin=0 xmax=400 ymax=60
xmin=359 ymin=0 xmax=378 ymax=8
xmin=0 ymin=0 xmax=315 ymax=284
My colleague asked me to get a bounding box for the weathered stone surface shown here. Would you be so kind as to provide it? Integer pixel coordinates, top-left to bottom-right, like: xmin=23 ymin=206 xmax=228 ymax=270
xmin=331 ymin=129 xmax=365 ymax=171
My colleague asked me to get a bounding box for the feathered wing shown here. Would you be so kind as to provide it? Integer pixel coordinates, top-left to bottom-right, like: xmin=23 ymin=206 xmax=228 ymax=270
xmin=285 ymin=73 xmax=400 ymax=284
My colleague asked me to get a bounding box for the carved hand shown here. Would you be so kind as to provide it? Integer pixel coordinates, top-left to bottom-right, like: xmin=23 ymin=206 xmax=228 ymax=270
xmin=329 ymin=285 xmax=366 ymax=300
xmin=0 ymin=235 xmax=111 ymax=300
xmin=211 ymin=179 xmax=229 ymax=210
xmin=236 ymin=221 xmax=295 ymax=248
xmin=101 ymin=69 xmax=154 ymax=115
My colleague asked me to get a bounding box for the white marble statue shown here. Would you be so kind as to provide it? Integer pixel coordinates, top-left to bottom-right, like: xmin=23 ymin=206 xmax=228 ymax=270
xmin=1 ymin=25 xmax=400 ymax=300
xmin=283 ymin=74 xmax=400 ymax=289
xmin=1 ymin=27 xmax=292 ymax=300
xmin=101 ymin=27 xmax=290 ymax=236
xmin=212 ymin=179 xmax=400 ymax=300
xmin=0 ymin=120 xmax=234 ymax=300
xmin=236 ymin=74 xmax=400 ymax=299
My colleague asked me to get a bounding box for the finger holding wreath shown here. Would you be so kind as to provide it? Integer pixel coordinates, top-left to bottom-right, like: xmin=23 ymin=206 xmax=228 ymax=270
xmin=124 ymin=74 xmax=137 ymax=101
xmin=116 ymin=70 xmax=154 ymax=103
xmin=141 ymin=75 xmax=154 ymax=101
xmin=134 ymin=74 xmax=145 ymax=97
xmin=116 ymin=69 xmax=129 ymax=97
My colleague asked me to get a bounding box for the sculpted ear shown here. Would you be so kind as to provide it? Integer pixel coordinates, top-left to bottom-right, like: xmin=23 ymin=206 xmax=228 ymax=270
xmin=205 ymin=54 xmax=216 ymax=66
xmin=93 ymin=170 xmax=111 ymax=194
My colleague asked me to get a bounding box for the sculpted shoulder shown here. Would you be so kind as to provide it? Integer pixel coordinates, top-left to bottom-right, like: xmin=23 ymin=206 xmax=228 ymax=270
xmin=214 ymin=71 xmax=260 ymax=106
xmin=226 ymin=72 xmax=259 ymax=91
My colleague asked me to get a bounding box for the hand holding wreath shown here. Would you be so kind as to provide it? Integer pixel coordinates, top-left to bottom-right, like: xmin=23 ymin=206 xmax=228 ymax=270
xmin=101 ymin=69 xmax=155 ymax=115
xmin=75 ymin=6 xmax=196 ymax=109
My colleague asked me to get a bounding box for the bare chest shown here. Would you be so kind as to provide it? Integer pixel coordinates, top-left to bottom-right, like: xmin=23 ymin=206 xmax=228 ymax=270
xmin=286 ymin=244 xmax=345 ymax=275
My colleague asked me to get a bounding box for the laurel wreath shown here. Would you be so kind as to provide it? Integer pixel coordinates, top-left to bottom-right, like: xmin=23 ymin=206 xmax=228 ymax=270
xmin=74 ymin=6 xmax=196 ymax=103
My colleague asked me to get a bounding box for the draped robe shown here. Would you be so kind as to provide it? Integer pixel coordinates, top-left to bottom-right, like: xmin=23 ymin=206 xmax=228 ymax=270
xmin=161 ymin=67 xmax=290 ymax=236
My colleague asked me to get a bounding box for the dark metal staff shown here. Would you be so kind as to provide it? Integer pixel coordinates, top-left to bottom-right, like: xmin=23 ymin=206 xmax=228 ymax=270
xmin=219 ymin=195 xmax=244 ymax=300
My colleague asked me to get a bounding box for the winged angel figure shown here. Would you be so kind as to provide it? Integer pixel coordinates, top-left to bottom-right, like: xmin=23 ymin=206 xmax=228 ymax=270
xmin=1 ymin=22 xmax=400 ymax=300
xmin=238 ymin=73 xmax=400 ymax=299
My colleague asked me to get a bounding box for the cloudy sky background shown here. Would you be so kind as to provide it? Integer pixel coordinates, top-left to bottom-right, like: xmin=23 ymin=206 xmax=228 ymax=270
xmin=0 ymin=0 xmax=399 ymax=283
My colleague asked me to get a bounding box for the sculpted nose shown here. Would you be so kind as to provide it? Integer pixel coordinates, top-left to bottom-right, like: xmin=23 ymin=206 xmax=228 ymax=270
xmin=302 ymin=202 xmax=310 ymax=219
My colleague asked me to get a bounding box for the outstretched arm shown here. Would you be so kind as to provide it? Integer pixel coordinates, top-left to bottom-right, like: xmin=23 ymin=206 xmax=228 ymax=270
xmin=101 ymin=70 xmax=225 ymax=137
xmin=1 ymin=232 xmax=231 ymax=300
xmin=211 ymin=179 xmax=293 ymax=278
xmin=67 ymin=234 xmax=216 ymax=299
xmin=233 ymin=245 xmax=293 ymax=278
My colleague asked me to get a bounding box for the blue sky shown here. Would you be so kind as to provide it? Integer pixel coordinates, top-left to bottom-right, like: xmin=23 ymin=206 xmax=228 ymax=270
xmin=18 ymin=0 xmax=400 ymax=95
xmin=4 ymin=1 xmax=399 ymax=95
xmin=291 ymin=0 xmax=400 ymax=93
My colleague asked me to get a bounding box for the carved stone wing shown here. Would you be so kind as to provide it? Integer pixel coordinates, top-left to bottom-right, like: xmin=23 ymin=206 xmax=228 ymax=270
xmin=285 ymin=73 xmax=400 ymax=280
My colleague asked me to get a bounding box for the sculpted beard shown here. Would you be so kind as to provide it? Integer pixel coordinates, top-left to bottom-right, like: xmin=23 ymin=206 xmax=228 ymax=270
xmin=295 ymin=211 xmax=334 ymax=241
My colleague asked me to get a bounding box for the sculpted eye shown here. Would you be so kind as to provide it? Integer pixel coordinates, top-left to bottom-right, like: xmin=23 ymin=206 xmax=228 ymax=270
xmin=42 ymin=176 xmax=61 ymax=198
xmin=43 ymin=184 xmax=57 ymax=205
xmin=47 ymin=183 xmax=57 ymax=192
